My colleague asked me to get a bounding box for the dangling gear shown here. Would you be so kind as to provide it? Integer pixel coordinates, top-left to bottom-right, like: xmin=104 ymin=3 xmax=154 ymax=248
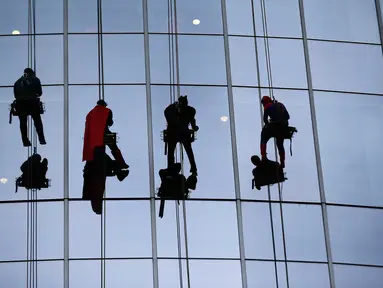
xmin=251 ymin=155 xmax=287 ymax=190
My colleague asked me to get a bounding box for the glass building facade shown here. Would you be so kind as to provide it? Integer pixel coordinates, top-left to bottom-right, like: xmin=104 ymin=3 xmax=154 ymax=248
xmin=1 ymin=0 xmax=383 ymax=287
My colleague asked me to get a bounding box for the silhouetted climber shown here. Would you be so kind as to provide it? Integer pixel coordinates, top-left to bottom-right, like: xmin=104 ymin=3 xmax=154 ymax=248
xmin=260 ymin=95 xmax=290 ymax=168
xmin=164 ymin=95 xmax=199 ymax=175
xmin=12 ymin=68 xmax=46 ymax=147
xmin=82 ymin=100 xmax=129 ymax=215
xmin=82 ymin=100 xmax=129 ymax=169
xmin=82 ymin=147 xmax=129 ymax=215
xmin=157 ymin=163 xmax=197 ymax=218
xmin=251 ymin=155 xmax=286 ymax=190
xmin=16 ymin=154 xmax=49 ymax=192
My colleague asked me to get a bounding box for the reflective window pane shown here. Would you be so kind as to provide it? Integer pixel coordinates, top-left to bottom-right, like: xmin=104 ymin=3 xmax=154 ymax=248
xmin=234 ymin=88 xmax=320 ymax=202
xmin=103 ymin=86 xmax=149 ymax=197
xmin=284 ymin=204 xmax=327 ymax=262
xmin=36 ymin=0 xmax=63 ymax=33
xmin=288 ymin=263 xmax=330 ymax=288
xmin=190 ymin=260 xmax=242 ymax=287
xmin=68 ymin=86 xmax=98 ymax=198
xmin=103 ymin=35 xmax=145 ymax=84
xmin=147 ymin=0 xmax=169 ymax=33
xmin=328 ymin=206 xmax=383 ymax=266
xmin=257 ymin=39 xmax=307 ymax=89
xmin=69 ymin=35 xmax=99 ymax=84
xmin=0 ymin=36 xmax=28 ymax=86
xmin=176 ymin=0 xmax=223 ymax=34
xmin=186 ymin=202 xmax=239 ymax=258
xmin=156 ymin=200 xmax=181 ymax=258
xmin=151 ymin=86 xmax=235 ymax=199
xmin=69 ymin=0 xmax=97 ymax=33
xmin=36 ymin=36 xmax=63 ymax=84
xmin=149 ymin=35 xmax=172 ymax=84
xmin=309 ymin=41 xmax=383 ymax=94
xmin=229 ymin=37 xmax=258 ymax=86
xmin=38 ymin=261 xmax=64 ymax=288
xmin=0 ymin=203 xmax=27 ymax=261
xmin=226 ymin=0 xmax=254 ymax=35
xmin=102 ymin=0 xmax=143 ymax=32
xmin=106 ymin=260 xmax=153 ymax=287
xmin=0 ymin=263 xmax=26 ymax=287
xmin=148 ymin=0 xmax=222 ymax=34
xmin=69 ymin=261 xmax=101 ymax=287
xmin=334 ymin=265 xmax=383 ymax=288
xmin=254 ymin=0 xmax=302 ymax=37
xmin=159 ymin=260 xmax=183 ymax=288
xmin=0 ymin=1 xmax=28 ymax=35
xmin=246 ymin=261 xmax=277 ymax=288
xmin=178 ymin=36 xmax=227 ymax=85
xmin=69 ymin=201 xmax=101 ymax=258
xmin=242 ymin=203 xmax=275 ymax=260
xmin=314 ymin=92 xmax=383 ymax=206
xmin=38 ymin=202 xmax=64 ymax=260
xmin=106 ymin=201 xmax=152 ymax=258
xmin=304 ymin=0 xmax=380 ymax=43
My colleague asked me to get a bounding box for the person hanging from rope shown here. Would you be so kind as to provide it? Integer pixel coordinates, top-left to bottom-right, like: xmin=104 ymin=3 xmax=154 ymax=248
xmin=82 ymin=99 xmax=129 ymax=169
xmin=13 ymin=68 xmax=46 ymax=147
xmin=16 ymin=154 xmax=49 ymax=191
xmin=164 ymin=95 xmax=199 ymax=175
xmin=260 ymin=95 xmax=290 ymax=168
xmin=82 ymin=100 xmax=129 ymax=215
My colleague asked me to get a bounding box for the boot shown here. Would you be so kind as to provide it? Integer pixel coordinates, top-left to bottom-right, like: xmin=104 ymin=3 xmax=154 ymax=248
xmin=116 ymin=170 xmax=129 ymax=182
xmin=111 ymin=148 xmax=129 ymax=169
xmin=23 ymin=139 xmax=31 ymax=147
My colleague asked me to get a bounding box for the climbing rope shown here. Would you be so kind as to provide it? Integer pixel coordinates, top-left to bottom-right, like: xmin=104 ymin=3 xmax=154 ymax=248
xmin=26 ymin=0 xmax=38 ymax=287
xmin=96 ymin=0 xmax=106 ymax=286
xmin=259 ymin=0 xmax=290 ymax=286
xmin=166 ymin=0 xmax=191 ymax=286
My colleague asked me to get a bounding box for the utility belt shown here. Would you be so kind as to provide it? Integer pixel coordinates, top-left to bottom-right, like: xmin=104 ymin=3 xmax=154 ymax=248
xmin=9 ymin=98 xmax=45 ymax=124
xmin=161 ymin=129 xmax=197 ymax=155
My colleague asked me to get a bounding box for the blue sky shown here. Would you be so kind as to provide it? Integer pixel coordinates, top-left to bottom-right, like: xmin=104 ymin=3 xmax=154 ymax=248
xmin=0 ymin=0 xmax=383 ymax=287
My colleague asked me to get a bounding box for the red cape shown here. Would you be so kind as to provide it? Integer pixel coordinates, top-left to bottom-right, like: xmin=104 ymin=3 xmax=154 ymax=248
xmin=82 ymin=105 xmax=110 ymax=162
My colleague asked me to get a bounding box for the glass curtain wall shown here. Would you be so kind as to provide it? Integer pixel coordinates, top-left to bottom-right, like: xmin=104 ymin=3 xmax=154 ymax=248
xmin=0 ymin=0 xmax=383 ymax=287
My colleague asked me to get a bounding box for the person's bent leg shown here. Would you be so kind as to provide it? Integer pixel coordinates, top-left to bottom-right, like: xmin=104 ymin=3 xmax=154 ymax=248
xmin=108 ymin=143 xmax=129 ymax=169
xmin=18 ymin=115 xmax=31 ymax=146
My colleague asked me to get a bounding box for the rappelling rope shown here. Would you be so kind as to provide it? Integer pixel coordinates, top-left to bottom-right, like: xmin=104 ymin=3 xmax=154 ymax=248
xmin=96 ymin=0 xmax=106 ymax=286
xmin=259 ymin=0 xmax=290 ymax=287
xmin=166 ymin=0 xmax=191 ymax=286
xmin=26 ymin=0 xmax=38 ymax=287
xmin=172 ymin=0 xmax=191 ymax=286
xmin=167 ymin=1 xmax=184 ymax=287
xmin=250 ymin=0 xmax=280 ymax=286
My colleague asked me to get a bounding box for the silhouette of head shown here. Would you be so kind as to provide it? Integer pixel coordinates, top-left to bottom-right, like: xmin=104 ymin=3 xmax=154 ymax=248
xmin=261 ymin=95 xmax=272 ymax=106
xmin=251 ymin=155 xmax=261 ymax=166
xmin=97 ymin=99 xmax=107 ymax=107
xmin=24 ymin=68 xmax=34 ymax=77
xmin=178 ymin=95 xmax=188 ymax=107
